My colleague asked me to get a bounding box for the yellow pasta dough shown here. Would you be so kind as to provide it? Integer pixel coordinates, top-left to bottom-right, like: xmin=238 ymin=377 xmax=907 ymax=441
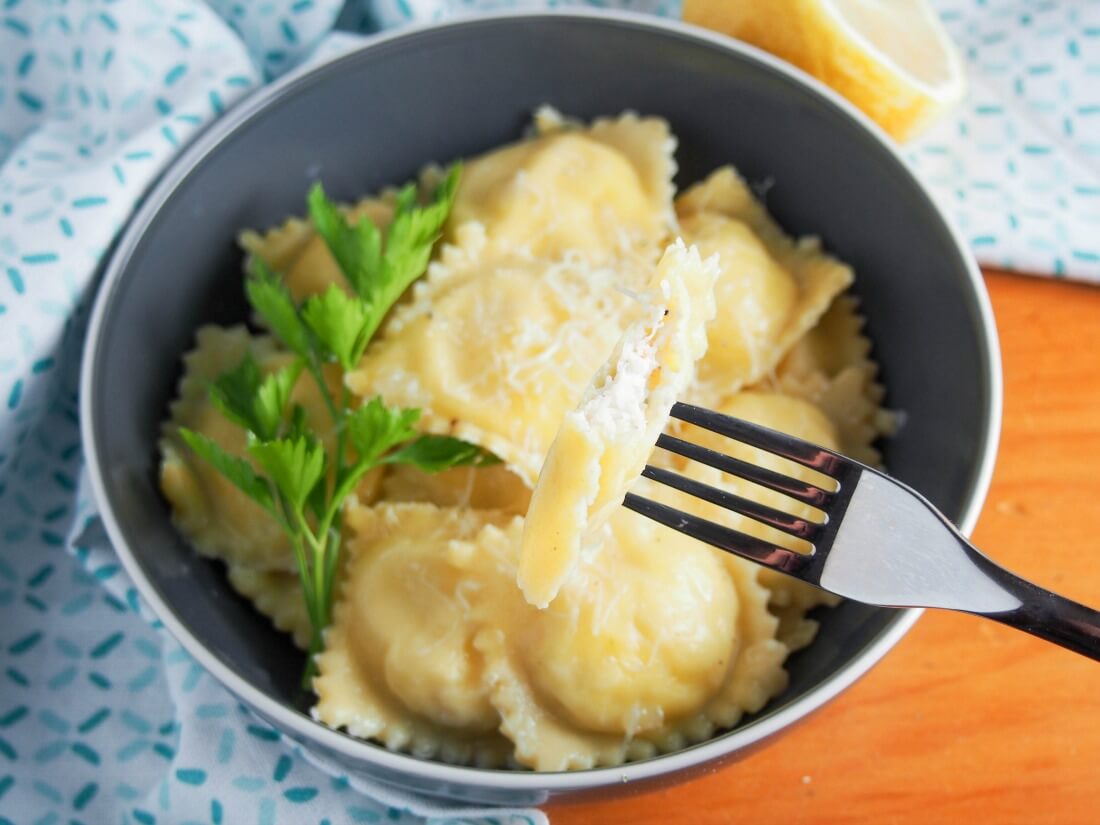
xmin=160 ymin=325 xmax=383 ymax=574
xmin=379 ymin=463 xmax=532 ymax=516
xmin=226 ymin=564 xmax=313 ymax=650
xmin=676 ymin=166 xmax=855 ymax=405
xmin=661 ymin=391 xmax=845 ymax=649
xmin=483 ymin=503 xmax=803 ymax=770
xmin=448 ymin=112 xmax=673 ymax=261
xmin=348 ymin=255 xmax=650 ymax=481
xmin=533 ymin=106 xmax=678 ymax=231
xmin=505 ymin=510 xmax=738 ymax=767
xmin=678 ymin=212 xmax=799 ymax=384
xmin=769 ymin=295 xmax=896 ymax=466
xmin=313 ymin=502 xmax=517 ymax=766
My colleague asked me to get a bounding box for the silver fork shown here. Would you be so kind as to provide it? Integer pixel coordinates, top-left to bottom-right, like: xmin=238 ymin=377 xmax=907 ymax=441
xmin=624 ymin=402 xmax=1100 ymax=661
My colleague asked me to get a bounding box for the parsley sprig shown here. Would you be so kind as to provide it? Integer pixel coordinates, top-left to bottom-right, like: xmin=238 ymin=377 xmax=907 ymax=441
xmin=180 ymin=165 xmax=497 ymax=686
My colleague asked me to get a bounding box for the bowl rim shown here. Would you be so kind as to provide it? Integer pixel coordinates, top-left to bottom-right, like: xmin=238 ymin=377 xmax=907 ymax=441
xmin=80 ymin=7 xmax=1002 ymax=794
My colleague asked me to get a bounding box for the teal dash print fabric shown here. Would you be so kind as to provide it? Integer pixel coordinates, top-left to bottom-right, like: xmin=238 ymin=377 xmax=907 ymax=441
xmin=0 ymin=397 xmax=546 ymax=823
xmin=908 ymin=1 xmax=1100 ymax=280
xmin=1 ymin=1 xmax=1098 ymax=822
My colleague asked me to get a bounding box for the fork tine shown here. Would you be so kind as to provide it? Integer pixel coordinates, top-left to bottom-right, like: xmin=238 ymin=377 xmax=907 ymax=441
xmin=640 ymin=465 xmax=824 ymax=542
xmin=622 ymin=493 xmax=812 ymax=574
xmin=670 ymin=402 xmax=849 ymax=476
xmin=655 ymin=433 xmax=835 ymax=508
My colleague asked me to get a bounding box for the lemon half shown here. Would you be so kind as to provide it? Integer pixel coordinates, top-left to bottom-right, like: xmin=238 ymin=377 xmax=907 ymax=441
xmin=684 ymin=0 xmax=966 ymax=142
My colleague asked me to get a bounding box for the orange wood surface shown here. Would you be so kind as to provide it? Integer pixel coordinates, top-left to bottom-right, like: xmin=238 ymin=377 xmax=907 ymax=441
xmin=547 ymin=270 xmax=1100 ymax=824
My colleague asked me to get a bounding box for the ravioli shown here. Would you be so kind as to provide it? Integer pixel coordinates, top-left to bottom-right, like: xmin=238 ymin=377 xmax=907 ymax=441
xmin=533 ymin=107 xmax=678 ymax=231
xmin=448 ymin=112 xmax=673 ymax=261
xmin=509 ymin=511 xmax=736 ymax=766
xmin=312 ymin=502 xmax=517 ymax=766
xmin=485 ymin=505 xmax=803 ymax=771
xmin=518 ymin=240 xmax=719 ymax=608
xmin=676 ymin=166 xmax=855 ymax=406
xmin=768 ymin=295 xmax=896 ymax=466
xmin=226 ymin=564 xmax=313 ymax=650
xmin=347 ymin=255 xmax=650 ymax=482
xmin=379 ymin=462 xmax=532 ymax=516
xmin=678 ymin=212 xmax=800 ymax=386
xmin=659 ymin=391 xmax=845 ymax=649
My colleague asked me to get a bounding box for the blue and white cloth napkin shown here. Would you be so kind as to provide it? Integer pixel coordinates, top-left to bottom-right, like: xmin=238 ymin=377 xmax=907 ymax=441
xmin=1 ymin=1 xmax=1098 ymax=822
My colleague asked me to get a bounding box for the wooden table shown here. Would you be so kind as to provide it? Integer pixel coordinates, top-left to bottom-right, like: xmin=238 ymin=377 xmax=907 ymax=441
xmin=549 ymin=270 xmax=1100 ymax=824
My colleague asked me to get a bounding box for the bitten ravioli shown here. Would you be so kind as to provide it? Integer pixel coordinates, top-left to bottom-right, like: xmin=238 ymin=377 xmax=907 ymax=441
xmin=160 ymin=109 xmax=892 ymax=772
xmin=518 ymin=240 xmax=719 ymax=608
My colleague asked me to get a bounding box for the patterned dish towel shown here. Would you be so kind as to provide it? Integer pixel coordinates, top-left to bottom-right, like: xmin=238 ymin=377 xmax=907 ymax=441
xmin=0 ymin=1 xmax=1097 ymax=823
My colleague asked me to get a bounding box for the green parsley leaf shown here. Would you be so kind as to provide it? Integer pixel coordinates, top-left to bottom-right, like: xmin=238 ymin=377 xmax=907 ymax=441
xmin=285 ymin=403 xmax=309 ymax=442
xmin=208 ymin=355 xmax=300 ymax=442
xmin=307 ymin=183 xmax=383 ymax=300
xmin=246 ymin=259 xmax=313 ymax=359
xmin=254 ymin=361 xmax=303 ymax=441
xmin=300 ymin=285 xmax=369 ymax=371
xmin=247 ymin=436 xmax=326 ymax=514
xmin=346 ymin=397 xmax=421 ymax=467
xmin=280 ymin=404 xmax=327 ymax=521
xmin=384 ymin=434 xmax=502 ymax=472
xmin=208 ymin=352 xmax=263 ymax=435
xmin=383 ymin=165 xmax=460 ymax=284
xmin=306 ymin=463 xmax=329 ymax=523
xmin=376 ymin=165 xmax=460 ymax=311
xmin=308 ymin=165 xmax=461 ymax=353
xmin=179 ymin=428 xmax=274 ymax=513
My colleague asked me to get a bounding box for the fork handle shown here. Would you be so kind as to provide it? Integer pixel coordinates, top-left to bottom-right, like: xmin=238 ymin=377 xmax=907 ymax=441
xmin=971 ymin=556 xmax=1100 ymax=661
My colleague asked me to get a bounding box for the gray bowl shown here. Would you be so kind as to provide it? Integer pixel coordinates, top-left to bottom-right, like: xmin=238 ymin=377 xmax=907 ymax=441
xmin=81 ymin=10 xmax=1001 ymax=807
